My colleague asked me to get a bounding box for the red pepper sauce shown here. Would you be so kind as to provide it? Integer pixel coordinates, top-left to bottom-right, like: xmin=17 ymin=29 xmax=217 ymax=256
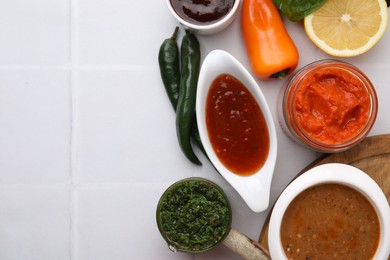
xmin=206 ymin=74 xmax=269 ymax=176
xmin=294 ymin=67 xmax=370 ymax=145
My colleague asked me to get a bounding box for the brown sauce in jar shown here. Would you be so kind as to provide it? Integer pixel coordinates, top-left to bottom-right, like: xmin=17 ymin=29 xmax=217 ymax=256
xmin=170 ymin=0 xmax=235 ymax=25
xmin=206 ymin=74 xmax=269 ymax=176
xmin=281 ymin=183 xmax=380 ymax=259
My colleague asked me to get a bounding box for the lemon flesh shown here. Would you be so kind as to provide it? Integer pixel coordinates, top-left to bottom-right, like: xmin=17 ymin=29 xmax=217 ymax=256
xmin=304 ymin=0 xmax=388 ymax=57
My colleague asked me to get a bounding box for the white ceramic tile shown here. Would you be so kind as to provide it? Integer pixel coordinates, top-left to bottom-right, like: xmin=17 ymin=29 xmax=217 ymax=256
xmin=0 ymin=69 xmax=71 ymax=184
xmin=0 ymin=0 xmax=70 ymax=64
xmin=0 ymin=185 xmax=70 ymax=260
xmin=75 ymin=183 xmax=192 ymax=260
xmin=0 ymin=2 xmax=388 ymax=260
xmin=77 ymin=69 xmax=193 ymax=184
xmin=77 ymin=0 xmax=176 ymax=66
xmin=361 ymin=64 xmax=390 ymax=136
xmin=197 ymin=15 xmax=244 ymax=63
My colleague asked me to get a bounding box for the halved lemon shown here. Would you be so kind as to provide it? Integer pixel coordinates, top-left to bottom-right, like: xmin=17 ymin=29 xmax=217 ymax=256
xmin=304 ymin=0 xmax=388 ymax=57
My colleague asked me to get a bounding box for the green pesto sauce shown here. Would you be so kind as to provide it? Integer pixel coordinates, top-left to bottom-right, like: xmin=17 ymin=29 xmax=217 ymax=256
xmin=157 ymin=179 xmax=231 ymax=252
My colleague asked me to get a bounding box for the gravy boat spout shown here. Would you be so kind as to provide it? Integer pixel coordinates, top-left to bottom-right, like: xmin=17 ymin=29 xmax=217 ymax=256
xmin=196 ymin=50 xmax=277 ymax=212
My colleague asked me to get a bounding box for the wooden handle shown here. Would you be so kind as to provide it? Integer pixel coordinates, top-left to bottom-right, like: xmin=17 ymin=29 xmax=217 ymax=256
xmin=222 ymin=228 xmax=271 ymax=260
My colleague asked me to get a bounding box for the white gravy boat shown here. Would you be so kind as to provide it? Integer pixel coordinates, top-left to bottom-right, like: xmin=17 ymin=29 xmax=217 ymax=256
xmin=196 ymin=50 xmax=277 ymax=212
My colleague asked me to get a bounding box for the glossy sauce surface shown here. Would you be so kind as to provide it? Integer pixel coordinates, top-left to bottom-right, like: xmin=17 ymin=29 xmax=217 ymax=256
xmin=170 ymin=0 xmax=235 ymax=25
xmin=293 ymin=67 xmax=370 ymax=145
xmin=281 ymin=183 xmax=380 ymax=259
xmin=206 ymin=74 xmax=269 ymax=176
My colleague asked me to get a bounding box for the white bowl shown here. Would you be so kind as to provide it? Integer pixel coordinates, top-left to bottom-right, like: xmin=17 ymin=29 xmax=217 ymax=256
xmin=165 ymin=0 xmax=241 ymax=35
xmin=268 ymin=163 xmax=390 ymax=259
xmin=196 ymin=50 xmax=277 ymax=212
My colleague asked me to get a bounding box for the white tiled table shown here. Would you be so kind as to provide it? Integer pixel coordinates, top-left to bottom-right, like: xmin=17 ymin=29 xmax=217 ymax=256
xmin=0 ymin=1 xmax=389 ymax=260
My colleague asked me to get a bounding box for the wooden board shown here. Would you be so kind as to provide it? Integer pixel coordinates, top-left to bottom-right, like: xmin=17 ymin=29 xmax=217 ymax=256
xmin=258 ymin=134 xmax=390 ymax=250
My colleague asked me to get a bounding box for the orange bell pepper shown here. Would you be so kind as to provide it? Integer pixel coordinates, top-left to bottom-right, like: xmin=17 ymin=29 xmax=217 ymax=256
xmin=241 ymin=0 xmax=299 ymax=80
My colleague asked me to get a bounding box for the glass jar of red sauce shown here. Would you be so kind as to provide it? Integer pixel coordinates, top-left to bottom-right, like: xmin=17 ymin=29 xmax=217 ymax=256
xmin=279 ymin=60 xmax=378 ymax=153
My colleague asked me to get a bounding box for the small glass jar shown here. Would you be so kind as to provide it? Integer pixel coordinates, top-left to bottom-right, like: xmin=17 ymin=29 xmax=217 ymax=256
xmin=156 ymin=177 xmax=232 ymax=253
xmin=279 ymin=59 xmax=378 ymax=153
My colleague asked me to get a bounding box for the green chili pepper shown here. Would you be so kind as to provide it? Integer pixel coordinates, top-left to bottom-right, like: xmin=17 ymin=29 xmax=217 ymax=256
xmin=158 ymin=28 xmax=207 ymax=164
xmin=176 ymin=31 xmax=202 ymax=165
xmin=190 ymin=118 xmax=207 ymax=157
xmin=158 ymin=27 xmax=180 ymax=110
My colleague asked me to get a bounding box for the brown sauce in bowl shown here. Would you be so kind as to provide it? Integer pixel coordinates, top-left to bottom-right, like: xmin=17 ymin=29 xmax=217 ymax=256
xmin=281 ymin=183 xmax=380 ymax=259
xmin=170 ymin=0 xmax=235 ymax=25
xmin=206 ymin=73 xmax=269 ymax=176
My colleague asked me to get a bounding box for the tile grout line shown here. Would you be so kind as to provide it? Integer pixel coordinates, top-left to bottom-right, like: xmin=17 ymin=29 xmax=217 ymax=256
xmin=0 ymin=64 xmax=71 ymax=69
xmin=0 ymin=64 xmax=155 ymax=70
xmin=69 ymin=0 xmax=80 ymax=259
